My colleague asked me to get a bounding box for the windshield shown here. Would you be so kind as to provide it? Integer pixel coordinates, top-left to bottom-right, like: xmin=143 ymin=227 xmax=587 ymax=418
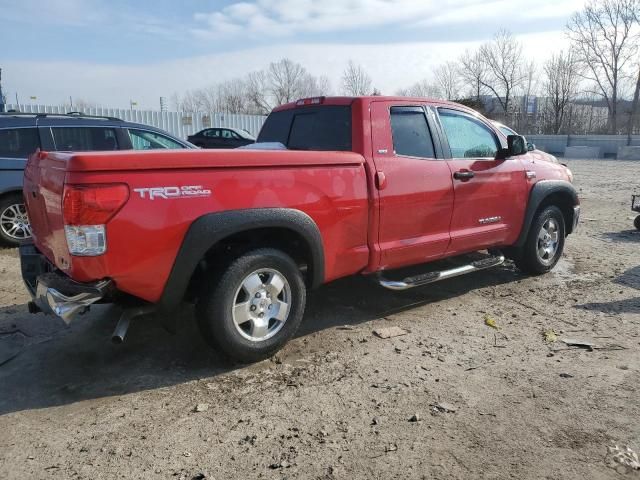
xmin=234 ymin=129 xmax=256 ymax=141
xmin=497 ymin=125 xmax=518 ymax=137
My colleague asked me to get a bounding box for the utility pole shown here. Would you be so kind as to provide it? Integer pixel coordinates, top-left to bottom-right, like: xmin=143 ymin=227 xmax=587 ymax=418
xmin=0 ymin=68 xmax=5 ymax=113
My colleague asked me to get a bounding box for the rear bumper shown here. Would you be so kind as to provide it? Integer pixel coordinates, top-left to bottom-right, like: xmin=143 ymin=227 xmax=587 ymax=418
xmin=20 ymin=243 xmax=112 ymax=323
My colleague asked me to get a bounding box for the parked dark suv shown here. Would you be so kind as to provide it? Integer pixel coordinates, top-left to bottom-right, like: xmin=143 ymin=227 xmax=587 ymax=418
xmin=0 ymin=112 xmax=195 ymax=247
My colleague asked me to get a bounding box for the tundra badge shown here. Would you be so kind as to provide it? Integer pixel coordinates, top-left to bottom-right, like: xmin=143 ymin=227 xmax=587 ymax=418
xmin=478 ymin=216 xmax=502 ymax=225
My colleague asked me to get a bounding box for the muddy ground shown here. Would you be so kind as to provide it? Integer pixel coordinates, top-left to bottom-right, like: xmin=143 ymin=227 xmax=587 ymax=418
xmin=0 ymin=159 xmax=639 ymax=479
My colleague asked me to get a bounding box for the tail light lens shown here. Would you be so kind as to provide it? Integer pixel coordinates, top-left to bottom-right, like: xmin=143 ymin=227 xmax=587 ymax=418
xmin=63 ymin=184 xmax=129 ymax=226
xmin=62 ymin=184 xmax=129 ymax=256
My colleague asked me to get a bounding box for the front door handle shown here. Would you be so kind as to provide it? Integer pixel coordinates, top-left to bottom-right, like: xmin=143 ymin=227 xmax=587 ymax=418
xmin=453 ymin=170 xmax=475 ymax=181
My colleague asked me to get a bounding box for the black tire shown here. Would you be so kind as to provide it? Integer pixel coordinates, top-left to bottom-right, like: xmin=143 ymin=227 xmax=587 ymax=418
xmin=196 ymin=248 xmax=306 ymax=363
xmin=513 ymin=205 xmax=565 ymax=275
xmin=0 ymin=193 xmax=31 ymax=248
xmin=634 ymin=215 xmax=640 ymax=231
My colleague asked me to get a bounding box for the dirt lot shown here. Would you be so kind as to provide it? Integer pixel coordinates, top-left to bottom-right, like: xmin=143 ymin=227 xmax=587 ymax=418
xmin=0 ymin=159 xmax=638 ymax=479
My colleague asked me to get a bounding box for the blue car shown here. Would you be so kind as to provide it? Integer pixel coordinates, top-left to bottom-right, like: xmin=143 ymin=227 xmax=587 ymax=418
xmin=0 ymin=112 xmax=195 ymax=247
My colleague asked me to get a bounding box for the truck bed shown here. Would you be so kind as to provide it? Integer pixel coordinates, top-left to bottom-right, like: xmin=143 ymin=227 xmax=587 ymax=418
xmin=23 ymin=149 xmax=371 ymax=303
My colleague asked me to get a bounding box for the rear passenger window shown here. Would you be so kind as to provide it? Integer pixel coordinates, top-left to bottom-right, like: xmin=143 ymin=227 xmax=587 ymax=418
xmin=51 ymin=127 xmax=118 ymax=151
xmin=390 ymin=107 xmax=435 ymax=158
xmin=0 ymin=128 xmax=40 ymax=158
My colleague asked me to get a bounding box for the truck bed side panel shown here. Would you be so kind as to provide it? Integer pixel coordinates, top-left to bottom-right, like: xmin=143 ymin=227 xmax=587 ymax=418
xmin=58 ymin=164 xmax=369 ymax=302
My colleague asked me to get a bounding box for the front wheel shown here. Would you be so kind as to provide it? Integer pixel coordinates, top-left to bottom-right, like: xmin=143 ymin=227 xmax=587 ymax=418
xmin=513 ymin=205 xmax=565 ymax=275
xmin=196 ymin=248 xmax=307 ymax=363
xmin=0 ymin=194 xmax=32 ymax=248
xmin=634 ymin=215 xmax=640 ymax=231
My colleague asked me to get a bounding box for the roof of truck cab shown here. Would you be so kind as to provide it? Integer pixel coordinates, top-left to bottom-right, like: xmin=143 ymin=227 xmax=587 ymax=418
xmin=273 ymin=96 xmax=471 ymax=112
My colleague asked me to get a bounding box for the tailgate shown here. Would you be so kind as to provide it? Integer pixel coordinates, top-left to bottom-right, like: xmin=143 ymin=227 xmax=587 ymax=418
xmin=23 ymin=151 xmax=68 ymax=267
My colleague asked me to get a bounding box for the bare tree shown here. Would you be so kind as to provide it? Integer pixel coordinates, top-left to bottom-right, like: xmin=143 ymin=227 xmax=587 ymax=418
xmin=626 ymin=3 xmax=640 ymax=141
xmin=315 ymin=75 xmax=333 ymax=96
xmin=215 ymin=80 xmax=250 ymax=113
xmin=171 ymin=58 xmax=335 ymax=116
xmin=301 ymin=74 xmax=332 ymax=97
xmin=173 ymin=90 xmax=203 ymax=113
xmin=342 ymin=60 xmax=372 ymax=96
xmin=628 ymin=67 xmax=640 ymax=140
xmin=542 ymin=51 xmax=582 ymax=133
xmin=433 ymin=62 xmax=460 ymax=100
xmin=193 ymin=87 xmax=218 ymax=112
xmin=396 ymin=79 xmax=441 ymax=98
xmin=479 ymin=30 xmax=525 ymax=115
xmin=458 ymin=50 xmax=487 ymax=102
xmin=268 ymin=58 xmax=310 ymax=106
xmin=567 ymin=0 xmax=639 ymax=133
xmin=246 ymin=70 xmax=272 ymax=115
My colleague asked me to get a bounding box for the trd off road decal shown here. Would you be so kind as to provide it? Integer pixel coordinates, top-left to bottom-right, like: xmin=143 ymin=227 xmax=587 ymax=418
xmin=133 ymin=186 xmax=212 ymax=200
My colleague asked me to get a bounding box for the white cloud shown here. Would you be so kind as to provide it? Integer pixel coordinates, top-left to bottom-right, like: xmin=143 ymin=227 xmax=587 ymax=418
xmin=0 ymin=0 xmax=110 ymax=26
xmin=3 ymin=30 xmax=568 ymax=109
xmin=192 ymin=0 xmax=584 ymax=38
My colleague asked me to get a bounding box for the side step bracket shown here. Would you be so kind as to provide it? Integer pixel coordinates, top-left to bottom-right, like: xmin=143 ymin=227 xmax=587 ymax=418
xmin=377 ymin=254 xmax=505 ymax=291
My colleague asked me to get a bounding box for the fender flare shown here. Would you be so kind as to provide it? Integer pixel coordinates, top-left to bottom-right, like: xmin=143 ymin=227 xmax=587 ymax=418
xmin=514 ymin=180 xmax=579 ymax=247
xmin=158 ymin=208 xmax=325 ymax=312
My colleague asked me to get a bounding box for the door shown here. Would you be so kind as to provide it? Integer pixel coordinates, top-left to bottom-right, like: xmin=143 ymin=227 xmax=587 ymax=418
xmin=436 ymin=108 xmax=527 ymax=254
xmin=203 ymin=128 xmax=223 ymax=148
xmin=370 ymin=102 xmax=454 ymax=270
xmin=221 ymin=129 xmax=242 ymax=148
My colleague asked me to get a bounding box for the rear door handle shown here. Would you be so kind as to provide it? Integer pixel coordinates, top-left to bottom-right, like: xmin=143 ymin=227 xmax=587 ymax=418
xmin=453 ymin=170 xmax=475 ymax=181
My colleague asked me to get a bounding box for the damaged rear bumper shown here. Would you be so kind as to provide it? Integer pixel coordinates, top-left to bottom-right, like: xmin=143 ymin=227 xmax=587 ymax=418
xmin=20 ymin=243 xmax=112 ymax=323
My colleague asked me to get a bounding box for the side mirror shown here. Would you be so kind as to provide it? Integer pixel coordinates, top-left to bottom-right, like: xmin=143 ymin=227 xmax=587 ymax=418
xmin=496 ymin=135 xmax=528 ymax=159
xmin=507 ymin=135 xmax=527 ymax=156
xmin=527 ymin=142 xmax=535 ymax=152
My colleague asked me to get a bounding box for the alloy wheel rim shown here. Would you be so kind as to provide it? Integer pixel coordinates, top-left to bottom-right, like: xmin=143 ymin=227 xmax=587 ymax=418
xmin=0 ymin=203 xmax=32 ymax=240
xmin=231 ymin=268 xmax=291 ymax=342
xmin=537 ymin=218 xmax=559 ymax=265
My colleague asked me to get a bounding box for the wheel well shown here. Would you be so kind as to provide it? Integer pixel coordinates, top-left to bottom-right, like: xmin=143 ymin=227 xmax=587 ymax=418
xmin=186 ymin=227 xmax=315 ymax=300
xmin=537 ymin=192 xmax=576 ymax=234
xmin=0 ymin=190 xmax=24 ymax=202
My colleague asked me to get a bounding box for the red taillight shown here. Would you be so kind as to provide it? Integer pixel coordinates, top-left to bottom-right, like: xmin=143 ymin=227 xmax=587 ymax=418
xmin=63 ymin=184 xmax=129 ymax=225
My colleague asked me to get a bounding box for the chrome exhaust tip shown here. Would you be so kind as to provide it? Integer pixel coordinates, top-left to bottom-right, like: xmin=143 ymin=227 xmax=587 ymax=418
xmin=111 ymin=305 xmax=155 ymax=344
xmin=111 ymin=315 xmax=130 ymax=344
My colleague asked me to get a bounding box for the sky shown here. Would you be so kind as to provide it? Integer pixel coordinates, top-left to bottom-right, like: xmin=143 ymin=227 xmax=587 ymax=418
xmin=0 ymin=0 xmax=586 ymax=109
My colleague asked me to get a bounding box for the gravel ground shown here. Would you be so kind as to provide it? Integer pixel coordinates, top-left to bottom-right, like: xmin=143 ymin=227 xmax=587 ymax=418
xmin=0 ymin=159 xmax=639 ymax=479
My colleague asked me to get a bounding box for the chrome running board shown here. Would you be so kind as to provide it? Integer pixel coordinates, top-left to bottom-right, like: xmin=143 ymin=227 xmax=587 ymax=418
xmin=377 ymin=254 xmax=505 ymax=291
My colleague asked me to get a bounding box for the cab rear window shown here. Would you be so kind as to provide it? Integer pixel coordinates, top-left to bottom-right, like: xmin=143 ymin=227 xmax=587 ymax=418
xmin=257 ymin=105 xmax=352 ymax=151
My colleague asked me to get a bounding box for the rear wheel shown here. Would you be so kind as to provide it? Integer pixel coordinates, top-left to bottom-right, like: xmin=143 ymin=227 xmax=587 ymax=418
xmin=513 ymin=205 xmax=565 ymax=275
xmin=0 ymin=194 xmax=31 ymax=248
xmin=196 ymin=248 xmax=306 ymax=363
xmin=634 ymin=215 xmax=640 ymax=231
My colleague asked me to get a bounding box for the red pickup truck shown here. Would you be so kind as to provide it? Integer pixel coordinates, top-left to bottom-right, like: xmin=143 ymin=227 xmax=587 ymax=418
xmin=20 ymin=96 xmax=579 ymax=362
